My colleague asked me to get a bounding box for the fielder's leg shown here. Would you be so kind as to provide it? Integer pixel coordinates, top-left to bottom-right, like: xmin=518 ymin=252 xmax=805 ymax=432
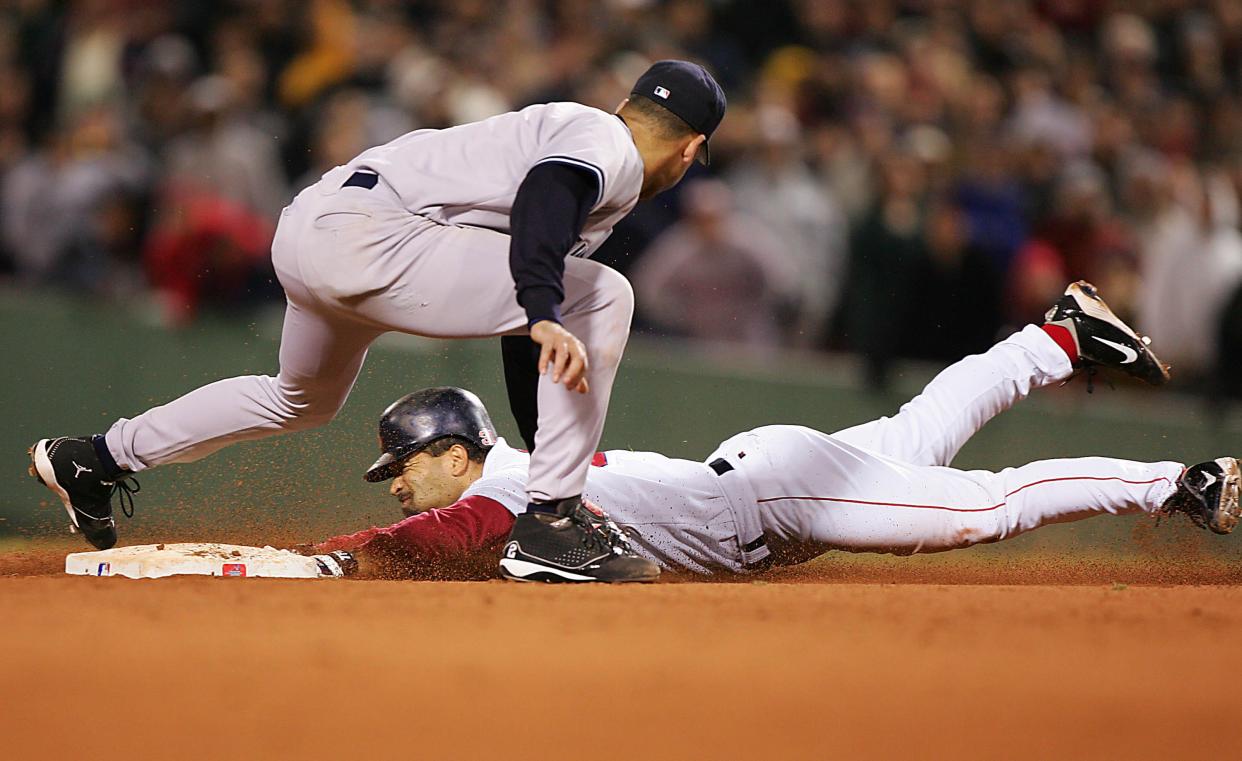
xmin=501 ymin=336 xmax=541 ymax=451
xmin=830 ymin=324 xmax=1073 ymax=467
xmin=30 ymin=185 xmax=382 ymax=548
xmin=524 ymin=262 xmax=633 ymax=502
xmin=104 ymin=299 xmax=378 ymax=471
xmin=29 ymin=295 xmax=378 ymax=549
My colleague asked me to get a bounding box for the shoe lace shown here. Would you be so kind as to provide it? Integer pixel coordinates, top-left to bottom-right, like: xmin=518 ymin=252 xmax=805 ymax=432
xmin=110 ymin=477 xmax=141 ymax=519
xmin=566 ymin=506 xmax=624 ymax=555
xmin=597 ymin=516 xmax=632 ymax=554
xmin=1155 ymin=470 xmax=1209 ymax=529
xmin=1155 ymin=495 xmax=1208 ymax=529
xmin=1059 ymin=365 xmax=1115 ymax=395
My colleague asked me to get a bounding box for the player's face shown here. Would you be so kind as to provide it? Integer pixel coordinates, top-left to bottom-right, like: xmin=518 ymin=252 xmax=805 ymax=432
xmin=390 ymin=451 xmax=467 ymax=516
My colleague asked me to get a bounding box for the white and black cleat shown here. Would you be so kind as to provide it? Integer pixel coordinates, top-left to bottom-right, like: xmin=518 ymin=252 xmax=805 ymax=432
xmin=499 ymin=498 xmax=659 ymax=583
xmin=1159 ymin=458 xmax=1241 ymax=535
xmin=1045 ymin=280 xmax=1170 ymax=385
xmin=28 ymin=436 xmax=138 ymax=550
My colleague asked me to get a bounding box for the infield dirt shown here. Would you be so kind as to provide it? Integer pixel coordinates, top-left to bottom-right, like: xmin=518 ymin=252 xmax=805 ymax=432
xmin=2 ymin=549 xmax=1239 ymax=761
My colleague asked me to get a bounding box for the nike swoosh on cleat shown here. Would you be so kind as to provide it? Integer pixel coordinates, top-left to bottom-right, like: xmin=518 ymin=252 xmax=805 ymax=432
xmin=1092 ymin=336 xmax=1139 ymax=364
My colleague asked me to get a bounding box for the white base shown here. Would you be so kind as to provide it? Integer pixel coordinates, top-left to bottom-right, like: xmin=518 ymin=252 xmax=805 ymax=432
xmin=65 ymin=543 xmax=325 ymax=579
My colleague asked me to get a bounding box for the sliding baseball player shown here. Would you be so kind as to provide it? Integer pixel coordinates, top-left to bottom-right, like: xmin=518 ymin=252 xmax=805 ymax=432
xmin=311 ymin=283 xmax=1239 ymax=581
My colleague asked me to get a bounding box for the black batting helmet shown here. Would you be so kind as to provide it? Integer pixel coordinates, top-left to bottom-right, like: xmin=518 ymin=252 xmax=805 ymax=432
xmin=364 ymin=387 xmax=498 ymax=482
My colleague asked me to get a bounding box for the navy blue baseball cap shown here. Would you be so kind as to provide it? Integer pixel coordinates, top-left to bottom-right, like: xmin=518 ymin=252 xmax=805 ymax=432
xmin=631 ymin=60 xmax=727 ymax=164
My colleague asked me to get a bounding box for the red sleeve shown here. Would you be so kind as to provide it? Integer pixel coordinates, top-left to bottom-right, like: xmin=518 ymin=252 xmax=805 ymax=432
xmin=313 ymin=496 xmax=517 ymax=579
xmin=312 ymin=525 xmax=385 ymax=554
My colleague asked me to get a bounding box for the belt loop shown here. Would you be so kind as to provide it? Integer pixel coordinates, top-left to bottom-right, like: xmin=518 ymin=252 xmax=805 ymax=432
xmin=343 ymin=170 xmax=379 ymax=189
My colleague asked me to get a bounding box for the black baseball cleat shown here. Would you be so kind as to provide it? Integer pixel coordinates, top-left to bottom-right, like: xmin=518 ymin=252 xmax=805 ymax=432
xmin=28 ymin=436 xmax=139 ymax=550
xmin=1045 ymin=281 xmax=1170 ymax=385
xmin=499 ymin=497 xmax=660 ymax=583
xmin=1158 ymin=458 xmax=1241 ymax=535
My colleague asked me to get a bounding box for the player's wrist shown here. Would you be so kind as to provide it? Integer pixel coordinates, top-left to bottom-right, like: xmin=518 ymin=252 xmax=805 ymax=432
xmin=518 ymin=286 xmax=563 ymax=328
xmin=314 ymin=550 xmax=359 ymax=578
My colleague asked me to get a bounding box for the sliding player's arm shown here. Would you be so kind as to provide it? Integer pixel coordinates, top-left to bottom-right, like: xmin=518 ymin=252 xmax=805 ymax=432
xmin=312 ymin=496 xmax=517 ymax=580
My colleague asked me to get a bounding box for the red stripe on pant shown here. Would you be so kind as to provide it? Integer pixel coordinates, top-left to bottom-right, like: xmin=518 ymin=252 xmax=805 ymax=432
xmin=754 ymin=475 xmax=1173 ymax=513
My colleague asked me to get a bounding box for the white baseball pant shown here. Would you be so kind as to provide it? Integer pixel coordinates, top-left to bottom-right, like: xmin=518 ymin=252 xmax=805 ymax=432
xmin=104 ymin=167 xmax=634 ymax=503
xmin=711 ymin=325 xmax=1184 ymax=555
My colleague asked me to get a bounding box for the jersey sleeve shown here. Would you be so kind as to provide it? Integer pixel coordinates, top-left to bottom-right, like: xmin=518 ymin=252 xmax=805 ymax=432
xmin=461 ymin=468 xmax=529 ymax=513
xmin=311 ymin=495 xmax=516 ymax=579
xmin=509 ymin=161 xmax=598 ymax=325
xmin=529 ymin=107 xmax=635 ymax=213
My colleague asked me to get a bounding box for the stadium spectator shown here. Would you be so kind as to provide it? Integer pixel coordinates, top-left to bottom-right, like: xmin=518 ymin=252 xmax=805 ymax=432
xmin=840 ymin=147 xmax=928 ymax=388
xmin=728 ymin=105 xmax=845 ymax=346
xmin=143 ymin=186 xmax=276 ymax=326
xmin=4 ymin=0 xmax=1242 ymax=395
xmin=633 ymin=179 xmax=798 ymax=348
xmin=1 ymin=104 xmax=149 ymax=293
xmin=1137 ymin=162 xmax=1242 ymax=380
xmin=162 ymin=75 xmax=288 ymax=220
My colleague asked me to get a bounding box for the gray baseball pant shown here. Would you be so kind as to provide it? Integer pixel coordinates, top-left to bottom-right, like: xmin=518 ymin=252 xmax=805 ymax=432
xmin=104 ymin=167 xmax=635 ymax=503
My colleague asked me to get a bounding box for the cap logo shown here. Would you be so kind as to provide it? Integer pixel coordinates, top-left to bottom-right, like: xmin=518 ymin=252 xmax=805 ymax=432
xmin=479 ymin=429 xmax=496 ymax=446
xmin=653 ymin=86 xmax=670 ymax=99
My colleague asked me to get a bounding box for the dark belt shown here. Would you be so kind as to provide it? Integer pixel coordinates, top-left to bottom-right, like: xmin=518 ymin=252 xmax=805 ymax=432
xmin=708 ymin=457 xmax=770 ymax=560
xmin=343 ymin=170 xmax=379 ymax=189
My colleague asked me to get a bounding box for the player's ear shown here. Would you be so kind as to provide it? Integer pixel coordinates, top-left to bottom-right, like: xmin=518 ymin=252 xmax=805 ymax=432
xmin=449 ymin=443 xmax=471 ymax=476
xmin=682 ymin=134 xmax=706 ymax=165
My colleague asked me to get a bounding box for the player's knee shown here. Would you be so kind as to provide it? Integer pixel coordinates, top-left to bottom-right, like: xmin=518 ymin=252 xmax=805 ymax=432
xmin=584 ymin=277 xmax=629 ymax=353
xmin=950 ymin=520 xmax=1003 ymax=548
xmin=592 ymin=271 xmax=635 ymax=367
xmin=598 ymin=268 xmax=635 ymax=319
xmin=272 ymin=379 xmax=348 ymax=429
xmin=285 ymin=405 xmax=339 ymax=430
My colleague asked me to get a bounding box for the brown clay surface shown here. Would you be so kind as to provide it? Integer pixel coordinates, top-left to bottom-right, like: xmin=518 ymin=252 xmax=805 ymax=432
xmin=2 ymin=547 xmax=1239 ymax=761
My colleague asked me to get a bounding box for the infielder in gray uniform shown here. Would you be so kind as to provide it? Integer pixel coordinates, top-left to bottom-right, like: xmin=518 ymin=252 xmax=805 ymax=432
xmin=29 ymin=60 xmax=726 ymax=583
xmin=311 ymin=283 xmax=1238 ymax=581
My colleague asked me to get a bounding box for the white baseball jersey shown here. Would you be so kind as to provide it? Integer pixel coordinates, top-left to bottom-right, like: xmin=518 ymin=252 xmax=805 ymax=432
xmin=465 ymin=440 xmax=765 ymax=574
xmin=463 ymin=326 xmax=1184 ymax=574
xmin=350 ymin=102 xmax=645 ymax=258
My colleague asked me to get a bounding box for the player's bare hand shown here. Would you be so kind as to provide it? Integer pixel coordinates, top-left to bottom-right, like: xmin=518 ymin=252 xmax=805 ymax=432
xmin=530 ymin=320 xmax=590 ymax=393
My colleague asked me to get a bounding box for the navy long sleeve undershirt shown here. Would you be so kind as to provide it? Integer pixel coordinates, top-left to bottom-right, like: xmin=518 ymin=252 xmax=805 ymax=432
xmin=509 ymin=162 xmax=600 ymax=326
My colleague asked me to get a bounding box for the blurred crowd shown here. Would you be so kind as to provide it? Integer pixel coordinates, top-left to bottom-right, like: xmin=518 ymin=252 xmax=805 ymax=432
xmin=4 ymin=0 xmax=1242 ymax=397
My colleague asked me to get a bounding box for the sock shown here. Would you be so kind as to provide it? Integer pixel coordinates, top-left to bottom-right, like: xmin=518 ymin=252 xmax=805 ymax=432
xmin=1041 ymin=323 xmax=1079 ymax=366
xmin=91 ymin=434 xmax=126 ymax=479
xmin=525 ymin=496 xmax=579 ymax=517
xmin=526 ymin=501 xmax=560 ymax=516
